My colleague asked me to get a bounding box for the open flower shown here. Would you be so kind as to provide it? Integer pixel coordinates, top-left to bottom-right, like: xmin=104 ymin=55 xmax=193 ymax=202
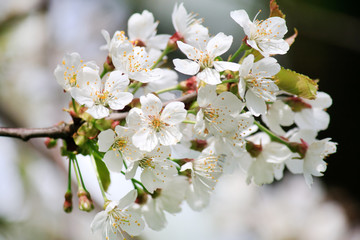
xmin=126 ymin=93 xmax=187 ymax=152
xmin=173 ymin=32 xmax=239 ymax=85
xmin=286 ymin=129 xmax=337 ymax=187
xmin=97 ymin=126 xmax=143 ymax=172
xmin=112 ymin=43 xmax=163 ymax=83
xmin=195 ymin=84 xmax=245 ymax=137
xmin=70 ymin=68 xmax=133 ymax=119
xmin=231 ymin=9 xmax=289 ymax=57
xmin=90 ymin=190 xmax=145 ymax=239
xmin=128 ymin=10 xmax=170 ymax=51
xmin=125 ymin=145 xmax=178 ymax=193
xmin=238 ymin=54 xmax=280 ymax=116
xmin=181 ymin=145 xmax=225 ymax=211
xmin=171 ymin=2 xmax=208 ymax=45
xmin=54 ymin=52 xmax=98 ymax=92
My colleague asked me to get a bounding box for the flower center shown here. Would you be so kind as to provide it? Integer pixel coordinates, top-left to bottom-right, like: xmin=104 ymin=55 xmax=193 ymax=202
xmin=139 ymin=157 xmax=155 ymax=169
xmin=148 ymin=115 xmax=167 ymax=132
xmin=113 ymin=137 xmax=127 ymax=151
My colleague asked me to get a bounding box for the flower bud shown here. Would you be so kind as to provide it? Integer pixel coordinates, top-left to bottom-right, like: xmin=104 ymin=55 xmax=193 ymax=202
xmin=179 ymin=76 xmax=197 ymax=94
xmin=63 ymin=191 xmax=73 ymax=213
xmin=78 ymin=190 xmax=94 ymax=212
xmin=44 ymin=137 xmax=57 ymax=149
xmin=103 ymin=55 xmax=115 ymax=73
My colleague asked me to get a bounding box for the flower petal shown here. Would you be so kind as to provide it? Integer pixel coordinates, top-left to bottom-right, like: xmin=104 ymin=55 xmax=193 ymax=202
xmin=103 ymin=150 xmax=123 ymax=172
xmin=173 ymin=58 xmax=200 ymax=75
xmin=98 ymin=129 xmax=115 ymax=152
xmin=161 ymin=102 xmax=187 ymax=125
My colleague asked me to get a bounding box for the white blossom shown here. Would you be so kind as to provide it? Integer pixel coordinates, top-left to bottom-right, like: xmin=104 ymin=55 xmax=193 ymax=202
xmin=173 ymin=32 xmax=240 ymax=85
xmin=128 ymin=10 xmax=170 ymax=51
xmin=286 ymin=129 xmax=337 ymax=187
xmin=90 ymin=190 xmax=145 ymax=239
xmin=54 ymin=52 xmax=98 ymax=92
xmin=238 ymin=54 xmax=280 ymax=116
xmin=195 ymin=84 xmax=245 ymax=137
xmin=127 ymin=93 xmax=187 ymax=152
xmin=70 ymin=68 xmax=133 ymax=119
xmin=125 ymin=145 xmax=178 ymax=193
xmin=231 ymin=9 xmax=289 ymax=57
xmin=141 ymin=176 xmax=189 ymax=230
xmin=181 ymin=146 xmax=225 ymax=210
xmin=97 ymin=126 xmax=143 ymax=172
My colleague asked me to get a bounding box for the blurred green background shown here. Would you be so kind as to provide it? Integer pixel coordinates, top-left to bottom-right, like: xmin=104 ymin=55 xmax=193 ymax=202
xmin=0 ymin=0 xmax=359 ymax=239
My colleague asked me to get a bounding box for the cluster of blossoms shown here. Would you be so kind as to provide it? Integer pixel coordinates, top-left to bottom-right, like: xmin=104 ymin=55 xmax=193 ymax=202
xmin=54 ymin=1 xmax=337 ymax=239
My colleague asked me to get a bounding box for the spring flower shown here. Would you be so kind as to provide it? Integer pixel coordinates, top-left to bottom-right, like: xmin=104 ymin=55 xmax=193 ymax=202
xmin=173 ymin=32 xmax=240 ymax=85
xmin=195 ymin=84 xmax=245 ymax=137
xmin=238 ymin=54 xmax=280 ymax=116
xmin=128 ymin=10 xmax=170 ymax=51
xmin=90 ymin=190 xmax=145 ymax=239
xmin=97 ymin=126 xmax=143 ymax=172
xmin=125 ymin=145 xmax=178 ymax=193
xmin=70 ymin=68 xmax=133 ymax=119
xmin=54 ymin=52 xmax=98 ymax=92
xmin=286 ymin=129 xmax=337 ymax=187
xmin=181 ymin=146 xmax=225 ymax=210
xmin=141 ymin=176 xmax=189 ymax=230
xmin=245 ymin=133 xmax=293 ymax=185
xmin=171 ymin=2 xmax=208 ymax=45
xmin=126 ymin=93 xmax=187 ymax=152
xmin=261 ymin=100 xmax=295 ymax=135
xmin=230 ymin=9 xmax=289 ymax=57
xmin=112 ymin=43 xmax=163 ymax=83
xmin=284 ymin=92 xmax=332 ymax=131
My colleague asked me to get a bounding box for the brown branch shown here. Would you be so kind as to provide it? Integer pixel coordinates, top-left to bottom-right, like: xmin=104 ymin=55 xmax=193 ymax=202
xmin=0 ymin=91 xmax=198 ymax=141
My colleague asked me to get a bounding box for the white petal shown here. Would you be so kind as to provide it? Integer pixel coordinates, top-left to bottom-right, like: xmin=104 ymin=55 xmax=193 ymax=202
xmin=230 ymin=10 xmax=252 ymax=35
xmin=86 ymin=105 xmax=110 ymax=119
xmin=245 ymin=90 xmax=266 ymax=116
xmin=213 ymin=61 xmax=240 ymax=72
xmin=126 ymin=108 xmax=144 ymax=129
xmin=108 ymin=92 xmax=133 ymax=110
xmin=239 ymin=54 xmax=254 ymax=77
xmin=103 ymin=150 xmax=123 ymax=172
xmin=177 ymin=41 xmax=201 ymax=60
xmin=158 ymin=126 xmax=183 ymax=146
xmin=90 ymin=211 xmax=107 ymax=233
xmin=197 ymin=68 xmax=221 ymax=85
xmin=206 ymin=32 xmax=233 ymax=57
xmin=161 ymin=102 xmax=187 ymax=125
xmin=118 ymin=189 xmax=138 ymax=209
xmin=173 ymin=58 xmax=200 ymax=75
xmin=197 ymin=84 xmax=217 ymax=107
xmin=140 ymin=93 xmax=162 ymax=116
xmin=97 ymin=129 xmax=115 ymax=152
xmin=132 ymin=127 xmax=158 ymax=152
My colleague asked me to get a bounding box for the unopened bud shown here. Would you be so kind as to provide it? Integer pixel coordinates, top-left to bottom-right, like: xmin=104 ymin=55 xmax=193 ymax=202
xmin=179 ymin=76 xmax=197 ymax=94
xmin=103 ymin=55 xmax=115 ymax=72
xmin=63 ymin=191 xmax=73 ymax=213
xmin=44 ymin=137 xmax=57 ymax=149
xmin=78 ymin=190 xmax=94 ymax=212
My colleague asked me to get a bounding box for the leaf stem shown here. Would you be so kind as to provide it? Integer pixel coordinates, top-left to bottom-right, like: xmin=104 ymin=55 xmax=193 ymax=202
xmin=155 ymin=85 xmax=181 ymax=95
xmin=228 ymin=43 xmax=249 ymax=62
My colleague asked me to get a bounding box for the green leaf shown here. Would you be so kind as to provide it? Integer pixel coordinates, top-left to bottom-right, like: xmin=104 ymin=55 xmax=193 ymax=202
xmin=275 ymin=68 xmax=318 ymax=99
xmin=93 ymin=155 xmax=111 ymax=192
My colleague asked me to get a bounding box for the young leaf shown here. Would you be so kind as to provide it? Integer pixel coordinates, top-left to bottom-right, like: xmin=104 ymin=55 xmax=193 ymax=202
xmin=93 ymin=154 xmax=111 ymax=192
xmin=275 ymin=68 xmax=318 ymax=99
